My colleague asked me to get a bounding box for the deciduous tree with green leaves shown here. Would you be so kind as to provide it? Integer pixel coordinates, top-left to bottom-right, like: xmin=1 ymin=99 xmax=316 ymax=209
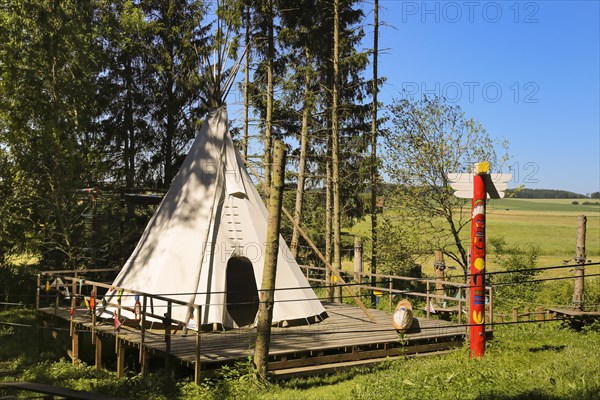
xmin=0 ymin=0 xmax=103 ymax=268
xmin=383 ymin=96 xmax=509 ymax=277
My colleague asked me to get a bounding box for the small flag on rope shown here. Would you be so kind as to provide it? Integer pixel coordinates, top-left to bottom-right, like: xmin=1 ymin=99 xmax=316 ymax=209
xmin=90 ymin=289 xmax=96 ymax=309
xmin=84 ymin=297 xmax=90 ymax=310
xmin=70 ymin=307 xmax=75 ymax=316
xmin=45 ymin=281 xmax=51 ymax=293
xmin=113 ymin=311 xmax=122 ymax=331
xmin=133 ymin=293 xmax=142 ymax=320
xmin=117 ymin=289 xmax=124 ymax=302
xmin=102 ymin=297 xmax=107 ymax=308
xmin=79 ymin=279 xmax=84 ymax=295
xmin=64 ymin=286 xmax=71 ymax=300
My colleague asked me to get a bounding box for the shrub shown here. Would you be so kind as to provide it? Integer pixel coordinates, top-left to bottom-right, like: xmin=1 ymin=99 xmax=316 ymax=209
xmin=489 ymin=237 xmax=540 ymax=311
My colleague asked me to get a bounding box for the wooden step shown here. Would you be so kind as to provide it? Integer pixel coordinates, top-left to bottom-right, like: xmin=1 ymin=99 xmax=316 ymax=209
xmin=272 ymin=348 xmax=459 ymax=379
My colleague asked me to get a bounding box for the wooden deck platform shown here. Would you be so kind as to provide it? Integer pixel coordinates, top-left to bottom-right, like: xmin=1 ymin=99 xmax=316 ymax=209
xmin=547 ymin=307 xmax=600 ymax=328
xmin=38 ymin=302 xmax=478 ymax=377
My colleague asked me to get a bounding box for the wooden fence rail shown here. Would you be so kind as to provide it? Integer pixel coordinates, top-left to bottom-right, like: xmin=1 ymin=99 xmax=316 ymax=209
xmin=36 ymin=269 xmax=203 ymax=384
xmin=298 ymin=264 xmax=493 ymax=328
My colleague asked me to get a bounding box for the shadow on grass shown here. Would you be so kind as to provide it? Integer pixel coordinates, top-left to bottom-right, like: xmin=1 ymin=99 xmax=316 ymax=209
xmin=277 ymin=359 xmax=401 ymax=391
xmin=528 ymin=345 xmax=566 ymax=353
xmin=476 ymin=387 xmax=600 ymax=400
xmin=476 ymin=391 xmax=560 ymax=400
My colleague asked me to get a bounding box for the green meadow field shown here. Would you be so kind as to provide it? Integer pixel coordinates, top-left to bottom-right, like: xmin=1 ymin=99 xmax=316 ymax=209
xmin=346 ymin=198 xmax=600 ymax=277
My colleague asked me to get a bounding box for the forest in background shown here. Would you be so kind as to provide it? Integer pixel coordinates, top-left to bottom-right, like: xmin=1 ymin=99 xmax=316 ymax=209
xmin=0 ymin=0 xmax=379 ymax=274
xmin=2 ymin=0 xmax=594 ymax=300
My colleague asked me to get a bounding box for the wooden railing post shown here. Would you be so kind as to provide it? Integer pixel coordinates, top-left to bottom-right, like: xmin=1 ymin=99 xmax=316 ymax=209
xmin=354 ymin=236 xmax=363 ymax=282
xmin=426 ymin=281 xmax=431 ymax=319
xmin=35 ymin=274 xmax=41 ymax=311
xmin=458 ymin=288 xmax=463 ymax=324
xmin=433 ymin=250 xmax=445 ymax=304
xmin=165 ymin=300 xmax=172 ymax=371
xmin=140 ymin=295 xmax=147 ymax=367
xmin=91 ymin=284 xmax=97 ymax=345
xmin=512 ymin=307 xmax=519 ymax=322
xmin=488 ymin=286 xmax=494 ymax=329
xmin=524 ymin=306 xmax=530 ymax=322
xmin=573 ymin=215 xmax=586 ymax=310
xmin=194 ymin=304 xmax=202 ymax=385
xmin=54 ymin=277 xmax=60 ymax=315
xmin=70 ymin=278 xmax=77 ymax=337
xmin=388 ymin=280 xmax=393 ymax=312
xmin=536 ymin=306 xmax=545 ymax=322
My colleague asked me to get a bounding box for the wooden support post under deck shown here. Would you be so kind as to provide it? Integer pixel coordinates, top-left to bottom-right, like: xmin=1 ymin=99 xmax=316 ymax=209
xmin=95 ymin=334 xmax=102 ymax=370
xmin=72 ymin=330 xmax=79 ymax=365
xmin=35 ymin=274 xmax=41 ymax=355
xmin=116 ymin=340 xmax=125 ymax=378
xmin=140 ymin=350 xmax=149 ymax=377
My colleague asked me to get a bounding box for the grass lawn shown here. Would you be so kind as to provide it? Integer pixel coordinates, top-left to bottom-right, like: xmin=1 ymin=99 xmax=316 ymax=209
xmin=2 ymin=309 xmax=599 ymax=399
xmin=270 ymin=322 xmax=600 ymax=400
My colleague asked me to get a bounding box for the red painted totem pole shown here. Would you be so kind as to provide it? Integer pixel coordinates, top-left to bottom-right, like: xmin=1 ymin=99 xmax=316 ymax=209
xmin=448 ymin=162 xmax=511 ymax=359
xmin=470 ymin=163 xmax=488 ymax=358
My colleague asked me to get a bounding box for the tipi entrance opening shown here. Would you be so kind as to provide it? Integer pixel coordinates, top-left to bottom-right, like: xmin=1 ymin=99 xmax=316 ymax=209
xmin=226 ymin=256 xmax=259 ymax=327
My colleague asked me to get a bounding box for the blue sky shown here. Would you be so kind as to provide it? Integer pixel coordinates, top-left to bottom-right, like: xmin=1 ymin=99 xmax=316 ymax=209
xmin=373 ymin=0 xmax=600 ymax=194
xmin=228 ymin=1 xmax=599 ymax=195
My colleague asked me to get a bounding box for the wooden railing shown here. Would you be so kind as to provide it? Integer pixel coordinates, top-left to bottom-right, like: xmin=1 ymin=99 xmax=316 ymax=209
xmin=299 ymin=264 xmax=494 ymax=327
xmin=36 ymin=269 xmax=202 ymax=384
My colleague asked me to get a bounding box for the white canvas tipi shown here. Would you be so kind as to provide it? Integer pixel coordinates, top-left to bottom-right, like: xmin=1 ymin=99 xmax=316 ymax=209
xmin=102 ymin=107 xmax=327 ymax=329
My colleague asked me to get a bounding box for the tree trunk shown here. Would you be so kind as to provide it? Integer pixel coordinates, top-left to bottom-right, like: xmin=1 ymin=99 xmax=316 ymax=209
xmin=370 ymin=0 xmax=379 ymax=302
xmin=332 ymin=0 xmax=342 ymax=303
xmin=290 ymin=48 xmax=312 ymax=259
xmin=124 ymin=59 xmax=135 ymax=191
xmin=124 ymin=59 xmax=136 ymax=219
xmin=242 ymin=1 xmax=251 ymax=161
xmin=325 ymin=120 xmax=333 ymax=301
xmin=254 ymin=140 xmax=286 ymax=380
xmin=264 ymin=0 xmax=274 ymax=185
xmin=164 ymin=74 xmax=175 ymax=187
